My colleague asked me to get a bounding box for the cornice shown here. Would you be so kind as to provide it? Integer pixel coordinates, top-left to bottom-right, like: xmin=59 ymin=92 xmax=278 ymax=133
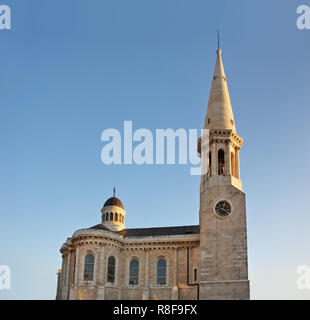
xmin=60 ymin=228 xmax=200 ymax=254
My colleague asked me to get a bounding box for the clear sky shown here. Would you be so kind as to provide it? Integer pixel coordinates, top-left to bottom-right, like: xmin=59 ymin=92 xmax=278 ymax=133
xmin=0 ymin=0 xmax=310 ymax=299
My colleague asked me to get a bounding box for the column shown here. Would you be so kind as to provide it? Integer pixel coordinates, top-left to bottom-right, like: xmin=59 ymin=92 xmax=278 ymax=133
xmin=174 ymin=248 xmax=178 ymax=285
xmin=171 ymin=247 xmax=178 ymax=300
xmin=103 ymin=254 xmax=106 ymax=285
xmin=145 ymin=249 xmax=149 ymax=286
xmin=60 ymin=255 xmax=65 ymax=287
xmin=211 ymin=142 xmax=217 ymax=176
xmin=142 ymin=249 xmax=150 ymax=300
xmin=97 ymin=244 xmax=105 ymax=300
xmin=118 ymin=252 xmax=122 ymax=299
xmin=97 ymin=244 xmax=105 ymax=285
xmin=225 ymin=142 xmax=231 ymax=175
xmin=65 ymin=251 xmax=71 ymax=300
xmin=66 ymin=251 xmax=71 ymax=286
xmin=235 ymin=147 xmax=240 ymax=179
xmin=74 ymin=245 xmax=80 ymax=285
xmin=60 ymin=256 xmax=66 ymax=300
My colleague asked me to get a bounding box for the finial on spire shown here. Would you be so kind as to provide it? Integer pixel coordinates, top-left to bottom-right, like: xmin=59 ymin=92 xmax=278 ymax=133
xmin=113 ymin=186 xmax=116 ymax=197
xmin=217 ymin=29 xmax=220 ymax=50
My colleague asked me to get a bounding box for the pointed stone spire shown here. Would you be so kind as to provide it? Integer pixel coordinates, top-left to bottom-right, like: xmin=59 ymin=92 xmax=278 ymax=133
xmin=204 ymin=49 xmax=236 ymax=131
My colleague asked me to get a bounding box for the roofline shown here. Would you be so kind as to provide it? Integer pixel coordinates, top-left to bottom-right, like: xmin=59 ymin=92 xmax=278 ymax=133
xmin=122 ymin=224 xmax=199 ymax=231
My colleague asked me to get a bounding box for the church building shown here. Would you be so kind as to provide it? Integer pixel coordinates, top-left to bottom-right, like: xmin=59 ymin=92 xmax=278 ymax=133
xmin=56 ymin=47 xmax=250 ymax=300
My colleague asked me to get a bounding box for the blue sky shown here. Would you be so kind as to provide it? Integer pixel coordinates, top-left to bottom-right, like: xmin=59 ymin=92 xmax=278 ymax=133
xmin=0 ymin=0 xmax=310 ymax=299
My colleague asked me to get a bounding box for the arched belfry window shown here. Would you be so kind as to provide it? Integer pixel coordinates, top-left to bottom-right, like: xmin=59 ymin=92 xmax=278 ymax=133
xmin=102 ymin=213 xmax=105 ymax=222
xmin=107 ymin=256 xmax=115 ymax=283
xmin=218 ymin=149 xmax=225 ymax=175
xmin=110 ymin=212 xmax=113 ymax=221
xmin=115 ymin=212 xmax=118 ymax=222
xmin=106 ymin=213 xmax=109 ymax=221
xmin=84 ymin=253 xmax=94 ymax=281
xmin=129 ymin=259 xmax=139 ymax=285
xmin=157 ymin=258 xmax=167 ymax=285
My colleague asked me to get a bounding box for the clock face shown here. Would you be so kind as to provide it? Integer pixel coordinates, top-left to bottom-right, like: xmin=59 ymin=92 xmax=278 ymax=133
xmin=215 ymin=201 xmax=231 ymax=218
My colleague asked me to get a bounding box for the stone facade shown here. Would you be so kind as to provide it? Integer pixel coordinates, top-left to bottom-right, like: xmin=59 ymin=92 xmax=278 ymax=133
xmin=56 ymin=48 xmax=250 ymax=300
xmin=56 ymin=228 xmax=200 ymax=300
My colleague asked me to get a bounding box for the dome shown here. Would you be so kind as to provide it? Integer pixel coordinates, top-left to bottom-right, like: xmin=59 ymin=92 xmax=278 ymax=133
xmin=103 ymin=197 xmax=124 ymax=209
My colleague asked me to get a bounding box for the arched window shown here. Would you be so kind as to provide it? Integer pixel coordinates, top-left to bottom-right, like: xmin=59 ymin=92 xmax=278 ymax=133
xmin=157 ymin=258 xmax=167 ymax=285
xmin=102 ymin=213 xmax=105 ymax=222
xmin=129 ymin=259 xmax=139 ymax=285
xmin=84 ymin=253 xmax=94 ymax=281
xmin=115 ymin=212 xmax=118 ymax=222
xmin=231 ymin=151 xmax=235 ymax=177
xmin=106 ymin=213 xmax=109 ymax=221
xmin=107 ymin=256 xmax=115 ymax=283
xmin=218 ymin=149 xmax=225 ymax=175
xmin=110 ymin=212 xmax=113 ymax=221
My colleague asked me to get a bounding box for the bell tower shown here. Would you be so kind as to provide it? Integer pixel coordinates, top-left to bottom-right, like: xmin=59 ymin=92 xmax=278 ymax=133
xmin=199 ymin=48 xmax=250 ymax=300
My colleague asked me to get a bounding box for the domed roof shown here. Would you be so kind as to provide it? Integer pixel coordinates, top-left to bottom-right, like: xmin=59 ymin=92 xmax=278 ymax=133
xmin=103 ymin=197 xmax=124 ymax=209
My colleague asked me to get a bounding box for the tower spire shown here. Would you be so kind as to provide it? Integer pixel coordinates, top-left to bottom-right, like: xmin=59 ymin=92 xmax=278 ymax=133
xmin=204 ymin=44 xmax=236 ymax=131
